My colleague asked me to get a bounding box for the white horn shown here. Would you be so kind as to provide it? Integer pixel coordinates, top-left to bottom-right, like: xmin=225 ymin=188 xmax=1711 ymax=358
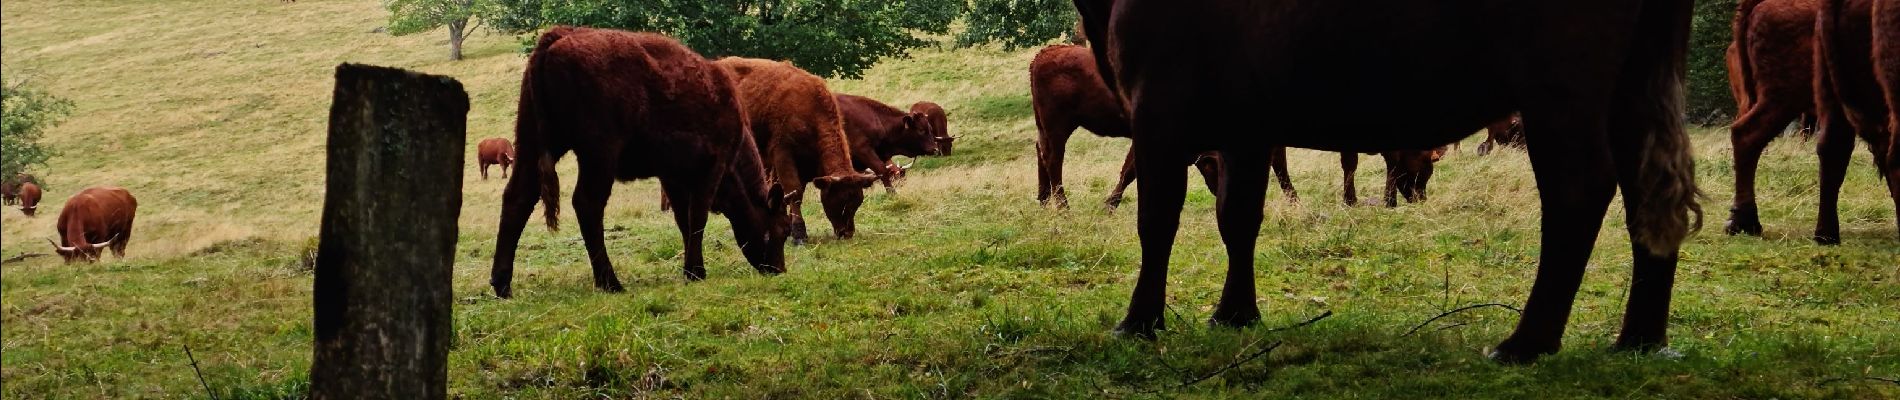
xmin=90 ymin=233 xmax=118 ymax=248
xmin=48 ymin=238 xmax=75 ymax=252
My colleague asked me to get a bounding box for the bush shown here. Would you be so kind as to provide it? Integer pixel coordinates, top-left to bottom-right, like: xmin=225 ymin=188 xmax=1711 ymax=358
xmin=1 ymin=67 xmax=73 ymax=179
xmin=1688 ymin=0 xmax=1740 ymax=126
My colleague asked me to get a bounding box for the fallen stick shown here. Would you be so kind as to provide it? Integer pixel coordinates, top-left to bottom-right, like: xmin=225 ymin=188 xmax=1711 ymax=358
xmin=1402 ymin=303 xmax=1521 ymax=337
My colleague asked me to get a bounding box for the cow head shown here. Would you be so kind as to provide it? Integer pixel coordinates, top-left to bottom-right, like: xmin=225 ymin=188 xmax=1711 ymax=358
xmin=896 ymin=112 xmax=943 ymax=157
xmin=732 ymin=184 xmax=790 ymax=275
xmin=18 ymin=204 xmax=35 ymax=217
xmin=935 ymin=135 xmax=957 ymax=156
xmin=1386 ymin=147 xmax=1448 ymax=204
xmin=820 ymin=183 xmax=865 ymax=240
xmin=48 ymin=234 xmax=115 ymax=264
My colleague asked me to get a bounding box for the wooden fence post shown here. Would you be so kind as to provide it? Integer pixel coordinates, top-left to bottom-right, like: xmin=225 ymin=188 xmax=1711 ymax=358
xmin=310 ymin=63 xmax=467 ymax=399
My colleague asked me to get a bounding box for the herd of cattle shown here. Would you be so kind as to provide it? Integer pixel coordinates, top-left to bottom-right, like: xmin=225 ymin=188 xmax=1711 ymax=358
xmin=3 ymin=0 xmax=1895 ymax=365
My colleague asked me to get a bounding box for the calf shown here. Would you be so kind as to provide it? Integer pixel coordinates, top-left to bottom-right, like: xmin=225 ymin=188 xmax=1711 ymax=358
xmin=835 ymin=93 xmax=940 ymax=193
xmin=1340 ymin=147 xmax=1450 ymax=207
xmin=910 ymin=101 xmax=954 ymax=155
xmin=713 ymin=57 xmax=879 ymax=244
xmin=47 ymin=186 xmax=137 ymax=263
xmin=1724 ymin=0 xmax=1834 ymax=236
xmin=491 ymin=27 xmax=791 ymax=298
xmin=17 ymin=182 xmax=42 ymax=216
xmin=2 ymin=173 xmax=38 ymax=206
xmin=1032 ymin=44 xmax=1293 ymax=209
xmin=476 ymin=137 xmax=516 ymax=179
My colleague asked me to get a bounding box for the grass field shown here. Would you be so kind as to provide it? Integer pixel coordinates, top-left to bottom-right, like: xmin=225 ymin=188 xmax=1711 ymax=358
xmin=3 ymin=0 xmax=1898 ymax=398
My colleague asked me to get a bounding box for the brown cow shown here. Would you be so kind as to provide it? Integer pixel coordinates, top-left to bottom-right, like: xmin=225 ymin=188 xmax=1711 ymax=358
xmin=17 ymin=182 xmax=42 ymax=216
xmin=47 ymin=186 xmax=136 ymax=263
xmin=1075 ymin=0 xmax=1701 ymax=363
xmin=1476 ymin=113 xmax=1526 ymax=155
xmin=2 ymin=173 xmax=38 ymax=206
xmin=1032 ymin=44 xmax=1293 ymax=209
xmin=835 ymin=94 xmax=941 ymax=193
xmin=1341 ymin=148 xmax=1451 ymax=207
xmin=476 ymin=137 xmax=516 ymax=179
xmin=1812 ymin=0 xmax=1899 ymax=242
xmin=911 ymin=102 xmax=954 ymax=156
xmin=1724 ymin=0 xmax=1832 ymax=237
xmin=490 ymin=27 xmax=791 ymax=298
xmin=713 ymin=57 xmax=879 ymax=244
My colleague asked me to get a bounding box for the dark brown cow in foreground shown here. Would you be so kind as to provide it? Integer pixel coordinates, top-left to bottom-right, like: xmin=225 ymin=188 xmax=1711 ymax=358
xmin=1075 ymin=0 xmax=1701 ymax=362
xmin=2 ymin=173 xmax=39 ymax=206
xmin=491 ymin=27 xmax=791 ymax=298
xmin=835 ymin=94 xmax=941 ymax=193
xmin=1476 ymin=113 xmax=1526 ymax=155
xmin=1813 ymin=0 xmax=1899 ymax=242
xmin=476 ymin=137 xmax=516 ymax=179
xmin=48 ymin=186 xmax=136 ymax=263
xmin=911 ymin=102 xmax=954 ymax=155
xmin=1031 ymin=44 xmax=1292 ymax=209
xmin=714 ymin=57 xmax=879 ymax=244
xmin=1724 ymin=0 xmax=1832 ymax=237
xmin=17 ymin=182 xmax=42 ymax=216
xmin=1341 ymin=147 xmax=1451 ymax=207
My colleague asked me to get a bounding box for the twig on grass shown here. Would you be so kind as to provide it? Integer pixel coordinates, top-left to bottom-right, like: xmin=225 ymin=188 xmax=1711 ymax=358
xmin=1178 ymin=341 xmax=1285 ymax=388
xmin=3 ymin=252 xmax=47 ymax=263
xmin=1401 ymin=303 xmax=1521 ymax=337
xmin=184 ymin=344 xmax=217 ymax=400
xmin=1817 ymin=375 xmax=1900 ymax=386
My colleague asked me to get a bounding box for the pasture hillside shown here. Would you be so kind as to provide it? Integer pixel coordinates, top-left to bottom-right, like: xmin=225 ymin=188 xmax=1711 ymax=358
xmin=3 ymin=0 xmax=1897 ymax=398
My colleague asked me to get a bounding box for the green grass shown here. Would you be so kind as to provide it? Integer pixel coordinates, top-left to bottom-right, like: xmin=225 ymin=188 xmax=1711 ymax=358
xmin=4 ymin=0 xmax=1898 ymax=398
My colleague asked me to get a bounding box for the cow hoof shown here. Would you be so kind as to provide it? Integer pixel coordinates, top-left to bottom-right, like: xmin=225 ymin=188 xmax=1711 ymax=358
xmin=684 ymin=267 xmax=708 ymax=282
xmin=492 ymin=285 xmax=513 ymax=299
xmin=1812 ymin=234 xmax=1841 ymax=246
xmin=1112 ymin=316 xmax=1165 ymax=340
xmin=596 ymin=281 xmax=626 ymax=293
xmin=1486 ymin=338 xmax=1558 ymax=365
xmin=1208 ymin=308 xmax=1261 ymax=328
xmin=1724 ymin=207 xmax=1763 ymax=236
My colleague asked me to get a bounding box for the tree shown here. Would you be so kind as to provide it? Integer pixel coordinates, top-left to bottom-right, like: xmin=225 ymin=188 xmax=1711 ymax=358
xmin=957 ymin=0 xmax=1079 ymax=49
xmin=516 ymin=0 xmax=961 ymax=78
xmin=385 ymin=0 xmax=500 ymax=60
xmin=1687 ymin=0 xmax=1740 ymax=125
xmin=1 ymin=67 xmax=73 ymax=180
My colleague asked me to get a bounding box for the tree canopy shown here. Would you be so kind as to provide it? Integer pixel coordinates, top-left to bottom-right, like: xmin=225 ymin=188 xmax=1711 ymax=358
xmin=1 ymin=68 xmax=73 ymax=179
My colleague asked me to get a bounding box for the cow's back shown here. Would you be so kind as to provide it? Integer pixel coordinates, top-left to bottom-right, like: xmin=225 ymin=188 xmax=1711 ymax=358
xmin=529 ymin=29 xmax=747 ymax=179
xmin=715 ymin=57 xmax=858 ymax=180
xmin=910 ymin=102 xmax=948 ymax=139
xmin=57 ymin=186 xmax=137 ymax=243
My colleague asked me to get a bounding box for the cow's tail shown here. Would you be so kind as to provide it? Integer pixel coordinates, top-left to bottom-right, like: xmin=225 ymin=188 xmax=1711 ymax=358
xmin=1730 ymin=0 xmax=1768 ymax=111
xmin=1620 ymin=0 xmax=1703 ymax=255
xmin=521 ymin=26 xmax=575 ymax=231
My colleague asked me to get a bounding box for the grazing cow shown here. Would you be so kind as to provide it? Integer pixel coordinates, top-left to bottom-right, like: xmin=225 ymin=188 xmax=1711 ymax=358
xmin=1813 ymin=0 xmax=1899 ymax=242
xmin=1075 ymin=0 xmax=1701 ymax=363
xmin=476 ymin=137 xmax=516 ymax=179
xmin=2 ymin=173 xmax=39 ymax=206
xmin=17 ymin=182 xmax=42 ymax=216
xmin=1725 ymin=0 xmax=1833 ymax=237
xmin=1476 ymin=113 xmax=1526 ymax=155
xmin=1340 ymin=148 xmax=1451 ymax=207
xmin=490 ymin=27 xmax=791 ymax=298
xmin=910 ymin=102 xmax=955 ymax=155
xmin=1031 ymin=44 xmax=1293 ymax=209
xmin=47 ymin=186 xmax=136 ymax=263
xmin=713 ymin=57 xmax=879 ymax=244
xmin=835 ymin=93 xmax=941 ymax=193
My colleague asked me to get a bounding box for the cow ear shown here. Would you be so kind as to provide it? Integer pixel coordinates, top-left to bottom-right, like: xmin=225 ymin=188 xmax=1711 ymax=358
xmin=901 ymin=114 xmax=916 ymax=130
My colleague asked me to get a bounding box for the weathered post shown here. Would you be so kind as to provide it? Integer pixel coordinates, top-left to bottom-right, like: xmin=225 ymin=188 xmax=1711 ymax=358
xmin=310 ymin=63 xmax=467 ymax=399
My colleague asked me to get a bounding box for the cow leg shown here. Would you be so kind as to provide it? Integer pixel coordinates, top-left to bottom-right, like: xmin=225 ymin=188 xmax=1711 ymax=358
xmin=1724 ymin=103 xmax=1795 ymax=236
xmin=1104 ymin=146 xmax=1139 ymax=209
xmin=490 ymin=153 xmax=546 ymax=298
xmin=659 ymin=193 xmax=671 ymax=211
xmin=112 ymin=225 xmax=132 ymax=259
xmin=1036 ymin=120 xmax=1076 ymax=208
xmin=1813 ymin=115 xmax=1856 ymax=245
xmin=501 ymin=162 xmax=510 ymax=179
xmin=1209 ymin=148 xmax=1269 ymax=328
xmin=1112 ymin=119 xmax=1192 ymax=339
xmin=1490 ymin=110 xmax=1616 ymax=363
xmin=1381 ymin=152 xmax=1402 ymax=208
xmin=661 ymin=178 xmax=712 ymax=281
xmin=1271 ymin=146 xmax=1298 ymax=201
xmin=480 ymin=162 xmax=490 ymax=180
xmin=572 ymin=163 xmax=625 ymax=292
xmin=1339 ymin=152 xmax=1359 ymax=206
xmin=786 ymin=182 xmax=811 ymax=246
